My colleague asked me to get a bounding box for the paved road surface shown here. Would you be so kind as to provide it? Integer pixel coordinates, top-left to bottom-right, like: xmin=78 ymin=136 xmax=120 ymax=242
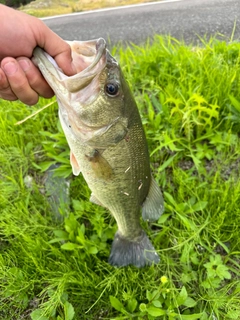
xmin=43 ymin=0 xmax=240 ymax=45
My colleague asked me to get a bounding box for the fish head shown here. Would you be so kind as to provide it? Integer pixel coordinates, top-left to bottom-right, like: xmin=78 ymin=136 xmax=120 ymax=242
xmin=33 ymin=38 xmax=129 ymax=143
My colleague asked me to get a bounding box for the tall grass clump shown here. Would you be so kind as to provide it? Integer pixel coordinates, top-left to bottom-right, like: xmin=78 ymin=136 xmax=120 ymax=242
xmin=0 ymin=35 xmax=240 ymax=320
xmin=19 ymin=0 xmax=152 ymax=18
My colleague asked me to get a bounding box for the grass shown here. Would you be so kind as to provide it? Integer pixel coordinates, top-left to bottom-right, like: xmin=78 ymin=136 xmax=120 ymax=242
xmin=19 ymin=0 xmax=158 ymax=18
xmin=0 ymin=35 xmax=240 ymax=320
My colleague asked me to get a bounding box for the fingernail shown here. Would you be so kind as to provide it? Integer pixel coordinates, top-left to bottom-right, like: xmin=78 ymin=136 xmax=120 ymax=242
xmin=2 ymin=61 xmax=18 ymax=76
xmin=18 ymin=59 xmax=31 ymax=72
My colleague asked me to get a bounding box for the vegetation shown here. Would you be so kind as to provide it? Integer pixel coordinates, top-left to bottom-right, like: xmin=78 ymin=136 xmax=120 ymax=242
xmin=18 ymin=0 xmax=154 ymax=18
xmin=1 ymin=0 xmax=31 ymax=8
xmin=0 ymin=35 xmax=240 ymax=320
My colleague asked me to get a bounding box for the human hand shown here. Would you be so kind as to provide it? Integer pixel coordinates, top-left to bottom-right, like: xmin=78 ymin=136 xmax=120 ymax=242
xmin=0 ymin=4 xmax=76 ymax=105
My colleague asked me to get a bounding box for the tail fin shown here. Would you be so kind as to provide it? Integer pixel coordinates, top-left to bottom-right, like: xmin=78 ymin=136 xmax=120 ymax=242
xmin=108 ymin=231 xmax=160 ymax=268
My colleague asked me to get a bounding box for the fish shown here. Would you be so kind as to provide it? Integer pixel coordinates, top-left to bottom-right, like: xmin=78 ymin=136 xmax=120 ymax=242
xmin=33 ymin=38 xmax=164 ymax=268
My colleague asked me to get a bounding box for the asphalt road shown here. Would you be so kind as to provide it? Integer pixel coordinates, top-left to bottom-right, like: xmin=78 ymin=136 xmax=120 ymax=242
xmin=43 ymin=0 xmax=240 ymax=45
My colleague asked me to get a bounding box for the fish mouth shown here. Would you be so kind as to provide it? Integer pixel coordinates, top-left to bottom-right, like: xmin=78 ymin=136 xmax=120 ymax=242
xmin=62 ymin=38 xmax=107 ymax=93
xmin=33 ymin=38 xmax=110 ymax=138
xmin=62 ymin=38 xmax=106 ymax=93
xmin=69 ymin=38 xmax=106 ymax=75
xmin=33 ymin=38 xmax=107 ymax=93
xmin=70 ymin=38 xmax=106 ymax=74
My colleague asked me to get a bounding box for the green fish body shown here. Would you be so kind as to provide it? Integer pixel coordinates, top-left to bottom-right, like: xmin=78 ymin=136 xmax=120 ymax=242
xmin=33 ymin=38 xmax=164 ymax=267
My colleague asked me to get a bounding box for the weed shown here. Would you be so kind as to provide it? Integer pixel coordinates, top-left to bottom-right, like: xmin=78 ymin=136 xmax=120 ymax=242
xmin=19 ymin=0 xmax=156 ymax=18
xmin=0 ymin=36 xmax=240 ymax=319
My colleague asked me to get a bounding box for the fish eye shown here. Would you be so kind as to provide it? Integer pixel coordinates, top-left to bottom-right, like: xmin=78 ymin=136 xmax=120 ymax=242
xmin=105 ymin=82 xmax=119 ymax=96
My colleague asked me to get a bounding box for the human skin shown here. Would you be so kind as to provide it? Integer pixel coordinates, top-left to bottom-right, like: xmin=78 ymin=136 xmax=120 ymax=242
xmin=0 ymin=4 xmax=76 ymax=105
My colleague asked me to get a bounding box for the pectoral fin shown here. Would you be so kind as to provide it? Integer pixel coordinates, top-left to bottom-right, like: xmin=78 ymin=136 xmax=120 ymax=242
xmin=70 ymin=151 xmax=81 ymax=176
xmin=85 ymin=149 xmax=113 ymax=180
xmin=142 ymin=178 xmax=164 ymax=221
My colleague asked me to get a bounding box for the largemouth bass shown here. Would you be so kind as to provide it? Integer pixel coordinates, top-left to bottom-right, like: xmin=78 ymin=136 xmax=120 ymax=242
xmin=33 ymin=38 xmax=164 ymax=268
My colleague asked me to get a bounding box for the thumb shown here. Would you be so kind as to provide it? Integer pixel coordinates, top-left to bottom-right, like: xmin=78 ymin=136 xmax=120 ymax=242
xmin=39 ymin=23 xmax=77 ymax=76
xmin=54 ymin=46 xmax=77 ymax=76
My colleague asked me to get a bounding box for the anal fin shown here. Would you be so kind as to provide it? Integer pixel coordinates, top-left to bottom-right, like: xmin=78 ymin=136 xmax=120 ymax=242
xmin=90 ymin=193 xmax=105 ymax=207
xmin=142 ymin=177 xmax=164 ymax=222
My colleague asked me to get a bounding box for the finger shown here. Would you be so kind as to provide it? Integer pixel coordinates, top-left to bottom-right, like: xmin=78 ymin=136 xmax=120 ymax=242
xmin=0 ymin=67 xmax=18 ymax=101
xmin=17 ymin=57 xmax=54 ymax=99
xmin=1 ymin=58 xmax=39 ymax=105
xmin=37 ymin=23 xmax=77 ymax=76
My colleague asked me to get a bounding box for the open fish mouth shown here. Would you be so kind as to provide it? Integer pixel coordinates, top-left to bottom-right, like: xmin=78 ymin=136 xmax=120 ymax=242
xmin=69 ymin=38 xmax=107 ymax=74
xmin=33 ymin=38 xmax=113 ymax=140
xmin=33 ymin=38 xmax=107 ymax=93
